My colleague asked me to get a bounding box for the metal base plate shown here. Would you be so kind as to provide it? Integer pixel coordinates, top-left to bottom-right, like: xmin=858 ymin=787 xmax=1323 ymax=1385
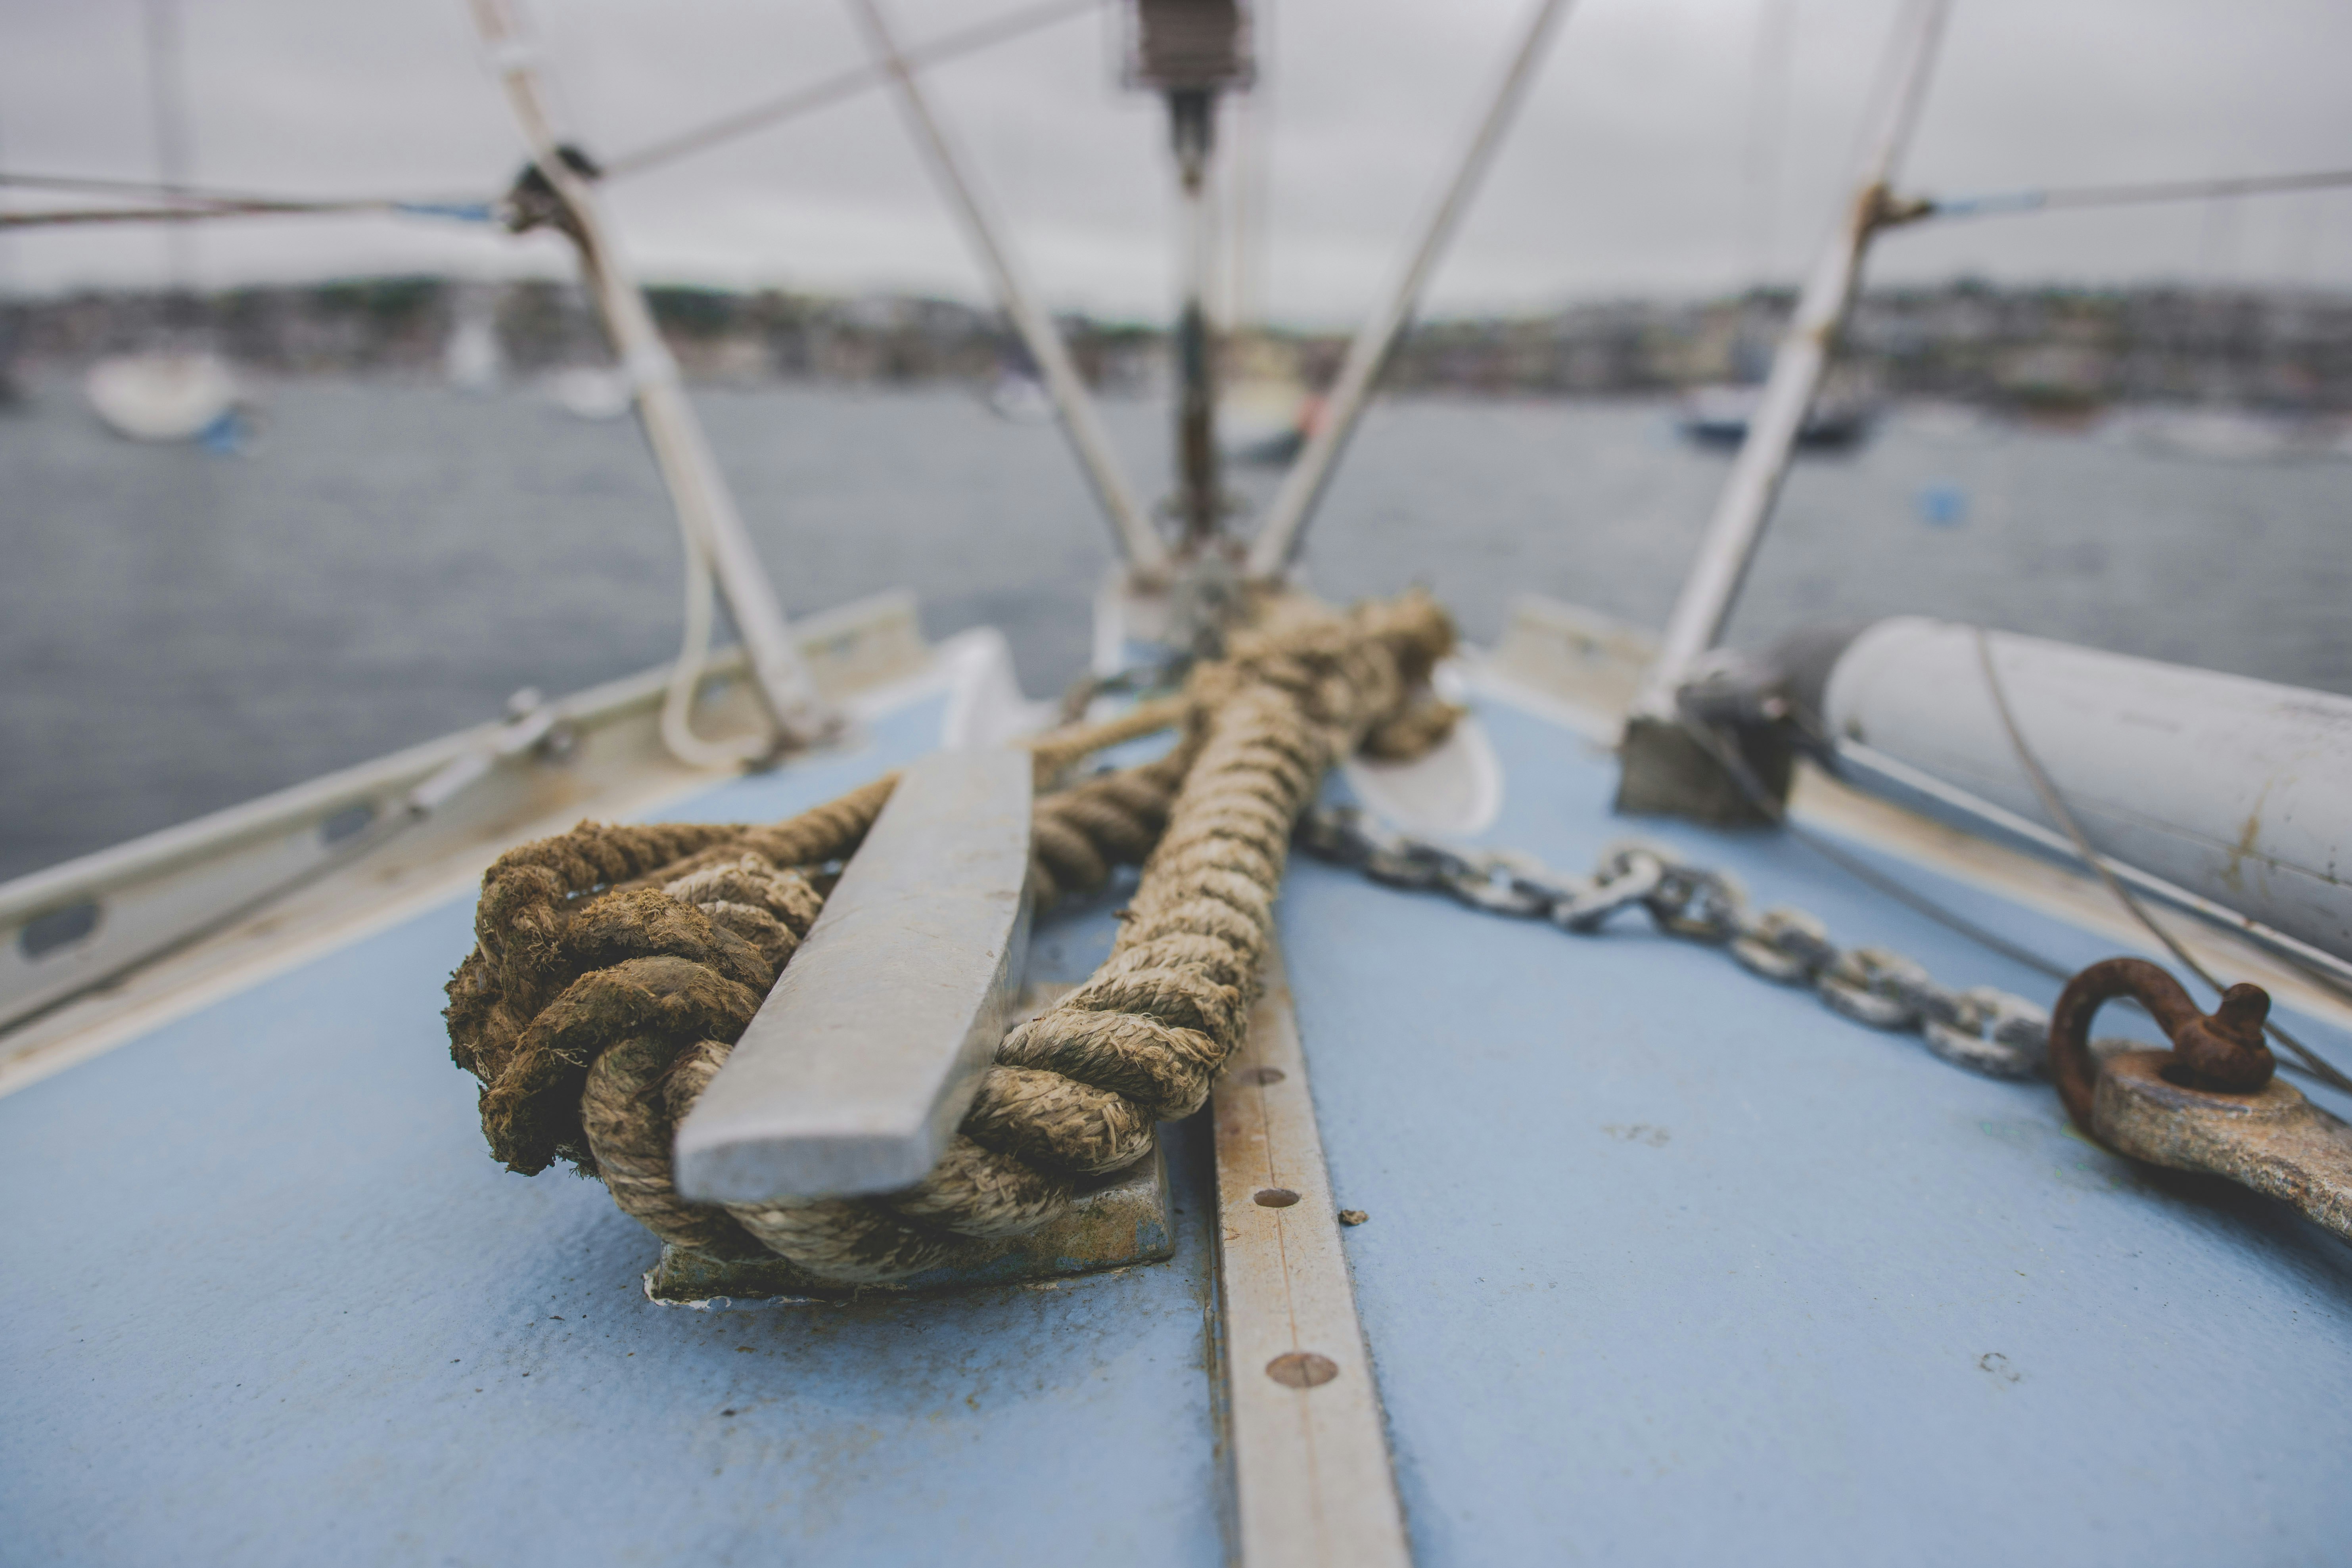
xmin=1612 ymin=713 xmax=1790 ymax=826
xmin=644 ymin=1143 xmax=1174 ymax=1306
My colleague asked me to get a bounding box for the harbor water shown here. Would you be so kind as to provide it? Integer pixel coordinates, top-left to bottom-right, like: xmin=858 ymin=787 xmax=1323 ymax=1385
xmin=3 ymin=378 xmax=2346 ymax=881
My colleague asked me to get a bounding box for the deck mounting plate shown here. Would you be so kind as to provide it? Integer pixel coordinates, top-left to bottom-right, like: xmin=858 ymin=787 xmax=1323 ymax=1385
xmin=645 ymin=1142 xmax=1173 ymax=1307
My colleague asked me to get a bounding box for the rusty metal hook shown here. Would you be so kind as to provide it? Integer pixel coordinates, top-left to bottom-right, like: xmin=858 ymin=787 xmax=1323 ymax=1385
xmin=2048 ymin=956 xmax=2273 ymax=1135
xmin=2047 ymin=957 xmax=2352 ymax=1242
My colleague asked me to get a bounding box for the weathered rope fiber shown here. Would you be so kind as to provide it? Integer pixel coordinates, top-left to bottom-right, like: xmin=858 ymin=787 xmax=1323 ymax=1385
xmin=1022 ymin=692 xmax=1194 ymax=788
xmin=447 ymin=775 xmax=897 ymax=1175
xmin=446 ymin=591 xmax=1458 ymax=1283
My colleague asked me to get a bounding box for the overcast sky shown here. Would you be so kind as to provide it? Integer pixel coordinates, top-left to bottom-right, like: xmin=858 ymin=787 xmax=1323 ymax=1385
xmin=3 ymin=0 xmax=2349 ymax=322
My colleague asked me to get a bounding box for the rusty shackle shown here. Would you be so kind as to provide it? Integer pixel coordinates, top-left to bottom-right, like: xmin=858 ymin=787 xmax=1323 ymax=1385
xmin=2047 ymin=957 xmax=2273 ymax=1135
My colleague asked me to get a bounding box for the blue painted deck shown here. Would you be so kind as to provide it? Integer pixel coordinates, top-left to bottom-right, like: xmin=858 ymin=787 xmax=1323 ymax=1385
xmin=1297 ymin=697 xmax=2352 ymax=1567
xmin=6 ymin=682 xmax=2350 ymax=1565
xmin=0 ymin=696 xmax=1219 ymax=1568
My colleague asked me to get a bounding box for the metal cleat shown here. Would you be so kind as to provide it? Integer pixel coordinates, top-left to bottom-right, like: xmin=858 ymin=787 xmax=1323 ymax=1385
xmin=667 ymin=748 xmax=1175 ymax=1299
xmin=673 ymin=748 xmax=1038 ymax=1204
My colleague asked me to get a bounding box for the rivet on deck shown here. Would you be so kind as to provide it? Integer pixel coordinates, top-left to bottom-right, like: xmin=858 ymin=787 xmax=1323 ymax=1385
xmin=1265 ymin=1352 xmax=1340 ymax=1389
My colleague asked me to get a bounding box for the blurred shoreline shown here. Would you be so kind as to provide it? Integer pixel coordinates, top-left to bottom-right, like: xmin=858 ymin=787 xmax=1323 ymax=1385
xmin=8 ymin=274 xmax=2352 ymax=417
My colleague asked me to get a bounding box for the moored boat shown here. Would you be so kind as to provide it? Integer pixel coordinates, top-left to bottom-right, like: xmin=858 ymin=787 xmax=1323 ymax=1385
xmin=1678 ymin=379 xmax=1877 ymax=450
xmin=83 ymin=349 xmax=243 ymax=444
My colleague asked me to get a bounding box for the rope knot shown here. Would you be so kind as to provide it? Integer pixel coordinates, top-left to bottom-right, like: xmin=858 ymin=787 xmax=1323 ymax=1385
xmin=445 ymin=591 xmax=1462 ymax=1284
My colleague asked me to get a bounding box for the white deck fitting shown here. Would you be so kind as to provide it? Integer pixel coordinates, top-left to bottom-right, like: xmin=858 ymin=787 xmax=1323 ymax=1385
xmin=1213 ymin=943 xmax=1412 ymax=1568
xmin=1824 ymin=617 xmax=2352 ymax=963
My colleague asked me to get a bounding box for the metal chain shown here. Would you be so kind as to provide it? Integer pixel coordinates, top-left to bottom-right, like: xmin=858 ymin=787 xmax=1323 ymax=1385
xmin=1296 ymin=805 xmax=2052 ymax=1080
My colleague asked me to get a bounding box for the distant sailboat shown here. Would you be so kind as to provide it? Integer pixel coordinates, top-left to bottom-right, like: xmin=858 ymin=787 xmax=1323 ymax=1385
xmin=1675 ymin=0 xmax=1874 ymax=457
xmin=543 ymin=364 xmax=633 ymax=420
xmin=84 ymin=351 xmax=241 ymax=443
xmin=443 ymin=296 xmax=504 ymax=394
xmin=86 ymin=0 xmax=245 ymax=450
xmin=1219 ymin=378 xmax=1320 ymax=466
xmin=1678 ymin=381 xmax=1876 ymax=451
xmin=984 ymin=369 xmax=1054 ymax=424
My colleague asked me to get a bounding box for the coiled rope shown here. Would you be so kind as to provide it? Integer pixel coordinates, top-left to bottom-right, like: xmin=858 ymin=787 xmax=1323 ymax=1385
xmin=446 ymin=592 xmax=1458 ymax=1283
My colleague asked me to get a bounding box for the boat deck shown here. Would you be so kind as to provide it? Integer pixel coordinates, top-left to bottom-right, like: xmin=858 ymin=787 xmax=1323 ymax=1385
xmin=6 ymin=665 xmax=2351 ymax=1565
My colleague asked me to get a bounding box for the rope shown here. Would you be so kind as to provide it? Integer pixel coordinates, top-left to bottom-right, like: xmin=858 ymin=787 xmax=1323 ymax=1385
xmin=1022 ymin=693 xmax=1194 ymax=785
xmin=656 ymin=522 xmax=771 ymax=770
xmin=445 ymin=592 xmax=1460 ymax=1282
xmin=447 ymin=782 xmax=894 ymax=1175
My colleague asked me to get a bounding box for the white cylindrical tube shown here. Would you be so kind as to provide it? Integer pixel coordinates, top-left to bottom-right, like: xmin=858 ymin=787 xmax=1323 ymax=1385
xmin=1816 ymin=617 xmax=2352 ymax=962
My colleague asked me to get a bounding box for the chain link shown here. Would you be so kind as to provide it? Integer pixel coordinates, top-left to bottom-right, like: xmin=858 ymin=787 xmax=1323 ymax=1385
xmin=1296 ymin=805 xmax=2051 ymax=1081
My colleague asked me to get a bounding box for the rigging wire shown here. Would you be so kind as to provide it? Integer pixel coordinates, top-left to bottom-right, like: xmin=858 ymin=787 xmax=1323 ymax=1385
xmin=0 ymin=173 xmax=499 ymax=229
xmin=1916 ymin=166 xmax=2352 ymax=224
xmin=141 ymin=0 xmax=196 ymax=292
xmin=845 ymin=0 xmax=1163 ymax=571
xmin=0 ymin=170 xmax=277 ymax=203
xmin=1971 ymin=627 xmax=2352 ymax=1095
xmin=1833 ymin=732 xmax=2352 ymax=1000
xmin=0 ymin=197 xmax=496 ymax=230
xmin=1785 ymin=819 xmax=2073 ymax=985
xmin=600 ymin=0 xmax=1101 ymax=180
xmin=1244 ymin=0 xmax=1580 ymax=580
xmin=3 ymin=0 xmax=1096 ymax=231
